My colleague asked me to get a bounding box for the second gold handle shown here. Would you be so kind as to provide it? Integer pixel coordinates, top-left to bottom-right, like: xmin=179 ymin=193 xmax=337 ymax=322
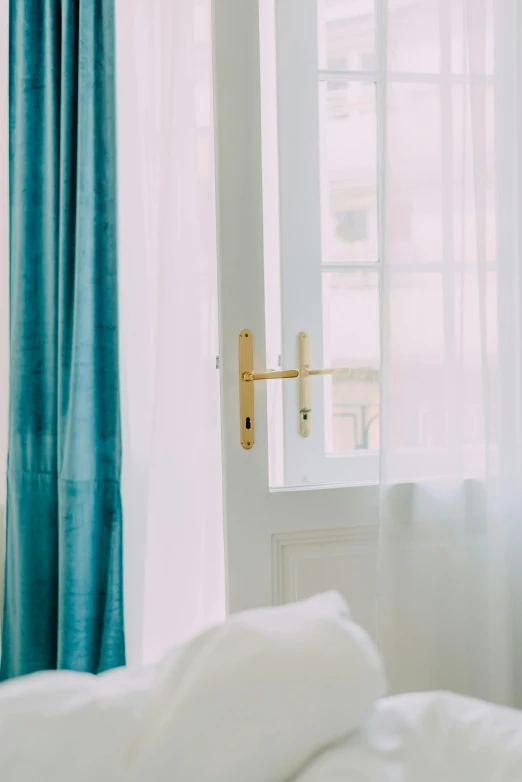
xmin=298 ymin=332 xmax=351 ymax=437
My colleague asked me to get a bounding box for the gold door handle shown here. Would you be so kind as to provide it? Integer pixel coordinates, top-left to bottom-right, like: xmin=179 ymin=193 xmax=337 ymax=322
xmin=298 ymin=332 xmax=351 ymax=437
xmin=242 ymin=369 xmax=299 ymax=382
xmin=239 ymin=330 xmax=299 ymax=449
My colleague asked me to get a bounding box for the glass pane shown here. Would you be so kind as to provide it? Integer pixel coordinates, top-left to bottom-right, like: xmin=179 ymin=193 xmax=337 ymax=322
xmin=455 ymin=271 xmax=499 ymax=462
xmin=388 ymin=0 xmax=440 ymax=73
xmin=385 ymin=270 xmax=498 ymax=475
xmin=387 ymin=272 xmax=445 ymax=450
xmin=387 ymin=83 xmax=496 ymax=268
xmin=451 ymin=0 xmax=494 ymax=75
xmin=317 ymin=0 xmax=376 ymax=72
xmin=386 ymin=83 xmax=442 ymax=264
xmin=322 ymin=272 xmax=380 ymax=453
xmin=453 ymin=85 xmax=496 ymax=263
xmin=319 ymin=81 xmax=378 ymax=264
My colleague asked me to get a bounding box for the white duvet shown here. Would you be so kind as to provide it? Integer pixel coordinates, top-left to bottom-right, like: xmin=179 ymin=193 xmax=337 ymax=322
xmin=0 ymin=592 xmax=521 ymax=781
xmin=296 ymin=692 xmax=522 ymax=781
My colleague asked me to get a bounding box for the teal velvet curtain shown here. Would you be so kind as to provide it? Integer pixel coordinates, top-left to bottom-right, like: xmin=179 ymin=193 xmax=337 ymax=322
xmin=1 ymin=0 xmax=125 ymax=679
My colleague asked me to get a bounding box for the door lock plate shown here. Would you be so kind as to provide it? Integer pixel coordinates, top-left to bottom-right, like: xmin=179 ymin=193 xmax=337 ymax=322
xmin=239 ymin=330 xmax=299 ymax=449
xmin=239 ymin=329 xmax=255 ymax=449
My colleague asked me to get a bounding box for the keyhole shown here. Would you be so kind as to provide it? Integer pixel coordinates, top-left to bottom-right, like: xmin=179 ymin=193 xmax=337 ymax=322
xmin=246 ymin=417 xmax=251 ymax=430
xmin=303 ymin=413 xmax=308 ymax=421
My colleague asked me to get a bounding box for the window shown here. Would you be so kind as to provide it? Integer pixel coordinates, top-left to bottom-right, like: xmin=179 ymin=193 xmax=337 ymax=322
xmin=261 ymin=0 xmax=496 ymax=487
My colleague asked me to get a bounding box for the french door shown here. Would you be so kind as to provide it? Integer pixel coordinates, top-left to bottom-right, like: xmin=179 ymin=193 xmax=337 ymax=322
xmin=213 ymin=0 xmax=519 ymax=704
xmin=213 ymin=0 xmax=381 ymax=642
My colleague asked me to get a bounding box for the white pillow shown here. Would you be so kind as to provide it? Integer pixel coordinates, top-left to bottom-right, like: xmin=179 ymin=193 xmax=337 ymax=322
xmin=129 ymin=591 xmax=386 ymax=781
xmin=0 ymin=592 xmax=385 ymax=782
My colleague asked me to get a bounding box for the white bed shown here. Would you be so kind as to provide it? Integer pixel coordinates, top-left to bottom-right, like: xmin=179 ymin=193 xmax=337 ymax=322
xmin=1 ymin=592 xmax=521 ymax=781
xmin=294 ymin=691 xmax=522 ymax=781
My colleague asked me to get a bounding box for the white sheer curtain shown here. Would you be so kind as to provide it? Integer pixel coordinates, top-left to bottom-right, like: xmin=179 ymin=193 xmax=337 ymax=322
xmin=0 ymin=0 xmax=8 ymax=626
xmin=379 ymin=0 xmax=522 ymax=705
xmin=115 ymin=0 xmax=225 ymax=665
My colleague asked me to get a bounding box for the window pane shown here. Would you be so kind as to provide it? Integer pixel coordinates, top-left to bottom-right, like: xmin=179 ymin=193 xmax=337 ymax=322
xmin=453 ymin=85 xmax=496 ymax=263
xmin=322 ymin=272 xmax=380 ymax=453
xmin=387 ymin=81 xmax=496 ymax=267
xmin=456 ymin=271 xmax=499 ymax=461
xmin=319 ymin=81 xmax=378 ymax=264
xmin=387 ymin=272 xmax=445 ymax=450
xmin=387 ymin=83 xmax=442 ymax=264
xmin=388 ymin=0 xmax=440 ymax=73
xmin=317 ymin=0 xmax=376 ymax=72
xmin=385 ymin=271 xmax=498 ymax=474
xmin=451 ymin=0 xmax=494 ymax=75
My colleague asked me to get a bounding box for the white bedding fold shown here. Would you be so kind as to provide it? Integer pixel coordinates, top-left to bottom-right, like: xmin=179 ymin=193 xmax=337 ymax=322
xmin=293 ymin=691 xmax=522 ymax=782
xmin=0 ymin=592 xmax=385 ymax=782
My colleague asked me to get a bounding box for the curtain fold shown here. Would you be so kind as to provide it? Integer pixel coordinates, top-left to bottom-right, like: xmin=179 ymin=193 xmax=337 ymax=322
xmin=1 ymin=0 xmax=125 ymax=679
xmin=0 ymin=0 xmax=8 ymax=633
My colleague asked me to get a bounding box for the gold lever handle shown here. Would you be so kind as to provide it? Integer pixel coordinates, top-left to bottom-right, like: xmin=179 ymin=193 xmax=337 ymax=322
xmin=243 ymin=369 xmax=299 ymax=382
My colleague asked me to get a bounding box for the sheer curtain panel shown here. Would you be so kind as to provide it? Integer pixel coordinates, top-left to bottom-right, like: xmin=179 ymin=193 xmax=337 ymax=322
xmin=115 ymin=0 xmax=225 ymax=665
xmin=379 ymin=0 xmax=522 ymax=706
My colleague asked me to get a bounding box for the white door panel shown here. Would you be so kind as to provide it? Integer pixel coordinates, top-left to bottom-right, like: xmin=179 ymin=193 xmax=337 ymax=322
xmin=273 ymin=525 xmax=378 ymax=638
